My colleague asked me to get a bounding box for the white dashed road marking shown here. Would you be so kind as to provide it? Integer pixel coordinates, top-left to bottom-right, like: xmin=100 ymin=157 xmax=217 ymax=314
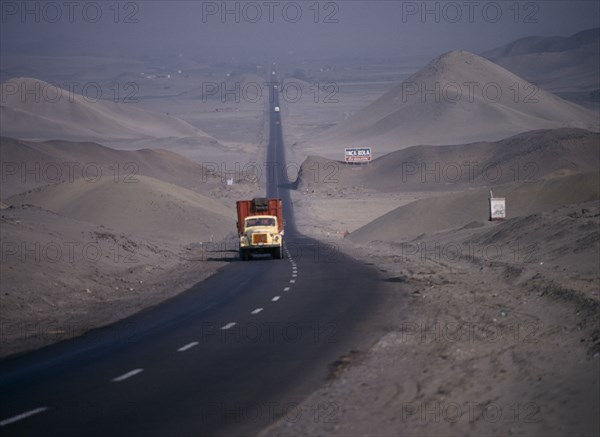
xmin=112 ymin=368 xmax=144 ymax=382
xmin=272 ymin=296 xmax=281 ymax=302
xmin=251 ymin=308 xmax=263 ymax=314
xmin=177 ymin=342 xmax=199 ymax=352
xmin=284 ymin=287 xmax=290 ymax=292
xmin=290 ymin=279 xmax=296 ymax=283
xmin=0 ymin=407 xmax=48 ymax=427
xmin=221 ymin=322 xmax=237 ymax=330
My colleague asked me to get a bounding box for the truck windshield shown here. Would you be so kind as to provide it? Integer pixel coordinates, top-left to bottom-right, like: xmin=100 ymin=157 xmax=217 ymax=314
xmin=246 ymin=218 xmax=275 ymax=227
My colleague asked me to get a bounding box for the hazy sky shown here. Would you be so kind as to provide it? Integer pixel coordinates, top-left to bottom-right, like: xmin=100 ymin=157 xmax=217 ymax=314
xmin=1 ymin=1 xmax=599 ymax=61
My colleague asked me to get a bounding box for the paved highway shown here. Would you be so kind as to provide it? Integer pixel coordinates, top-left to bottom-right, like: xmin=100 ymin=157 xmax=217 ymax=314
xmin=0 ymin=76 xmax=383 ymax=436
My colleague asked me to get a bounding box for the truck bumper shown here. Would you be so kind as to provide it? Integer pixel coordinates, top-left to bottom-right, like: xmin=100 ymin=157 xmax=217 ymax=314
xmin=241 ymin=243 xmax=281 ymax=253
xmin=239 ymin=243 xmax=284 ymax=260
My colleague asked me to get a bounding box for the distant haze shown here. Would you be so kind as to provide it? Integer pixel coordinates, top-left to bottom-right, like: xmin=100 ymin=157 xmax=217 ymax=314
xmin=1 ymin=1 xmax=599 ymax=62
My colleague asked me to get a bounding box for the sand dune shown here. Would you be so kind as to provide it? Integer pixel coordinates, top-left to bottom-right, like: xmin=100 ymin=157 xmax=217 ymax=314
xmin=304 ymin=51 xmax=598 ymax=157
xmin=8 ymin=174 xmax=235 ymax=243
xmin=482 ymin=28 xmax=599 ymax=93
xmin=0 ymin=137 xmax=228 ymax=199
xmin=0 ymin=77 xmax=219 ymax=143
xmin=297 ymin=128 xmax=600 ymax=193
xmin=348 ymin=171 xmax=599 ymax=243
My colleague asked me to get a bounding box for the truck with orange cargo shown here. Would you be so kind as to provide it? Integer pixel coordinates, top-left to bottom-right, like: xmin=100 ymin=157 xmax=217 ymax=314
xmin=236 ymin=198 xmax=284 ymax=260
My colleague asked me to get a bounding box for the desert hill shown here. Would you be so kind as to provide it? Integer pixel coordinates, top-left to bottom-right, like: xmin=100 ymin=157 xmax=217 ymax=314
xmin=7 ymin=174 xmax=235 ymax=243
xmin=0 ymin=137 xmax=226 ymax=199
xmin=296 ymin=128 xmax=600 ymax=193
xmin=348 ymin=171 xmax=599 ymax=243
xmin=482 ymin=28 xmax=599 ymax=95
xmin=484 ymin=28 xmax=599 ymax=59
xmin=302 ymin=51 xmax=598 ymax=157
xmin=0 ymin=77 xmax=219 ymax=144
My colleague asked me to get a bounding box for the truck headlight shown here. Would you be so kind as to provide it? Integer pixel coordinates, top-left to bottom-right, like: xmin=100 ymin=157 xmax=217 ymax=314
xmin=273 ymin=235 xmax=280 ymax=242
xmin=240 ymin=236 xmax=248 ymax=245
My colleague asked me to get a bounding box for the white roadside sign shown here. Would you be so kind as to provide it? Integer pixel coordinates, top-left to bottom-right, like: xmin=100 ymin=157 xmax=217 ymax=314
xmin=345 ymin=147 xmax=372 ymax=163
xmin=490 ymin=197 xmax=506 ymax=220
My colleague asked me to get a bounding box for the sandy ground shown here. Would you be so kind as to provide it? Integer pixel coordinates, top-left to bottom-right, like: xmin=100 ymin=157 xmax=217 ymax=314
xmin=263 ymin=188 xmax=600 ymax=436
xmin=292 ymin=191 xmax=441 ymax=237
xmin=0 ymin=203 xmax=239 ymax=358
xmin=263 ymin=68 xmax=600 ymax=434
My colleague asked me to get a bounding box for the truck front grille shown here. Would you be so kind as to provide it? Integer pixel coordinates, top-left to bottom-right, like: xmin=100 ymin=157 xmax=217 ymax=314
xmin=252 ymin=234 xmax=268 ymax=244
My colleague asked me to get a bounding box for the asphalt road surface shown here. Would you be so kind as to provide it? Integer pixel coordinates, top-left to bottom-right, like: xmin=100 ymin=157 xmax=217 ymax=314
xmin=0 ymin=75 xmax=384 ymax=436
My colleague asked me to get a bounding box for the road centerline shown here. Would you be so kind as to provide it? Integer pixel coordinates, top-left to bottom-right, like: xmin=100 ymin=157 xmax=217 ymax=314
xmin=112 ymin=368 xmax=144 ymax=382
xmin=177 ymin=342 xmax=199 ymax=352
xmin=0 ymin=407 xmax=49 ymax=427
